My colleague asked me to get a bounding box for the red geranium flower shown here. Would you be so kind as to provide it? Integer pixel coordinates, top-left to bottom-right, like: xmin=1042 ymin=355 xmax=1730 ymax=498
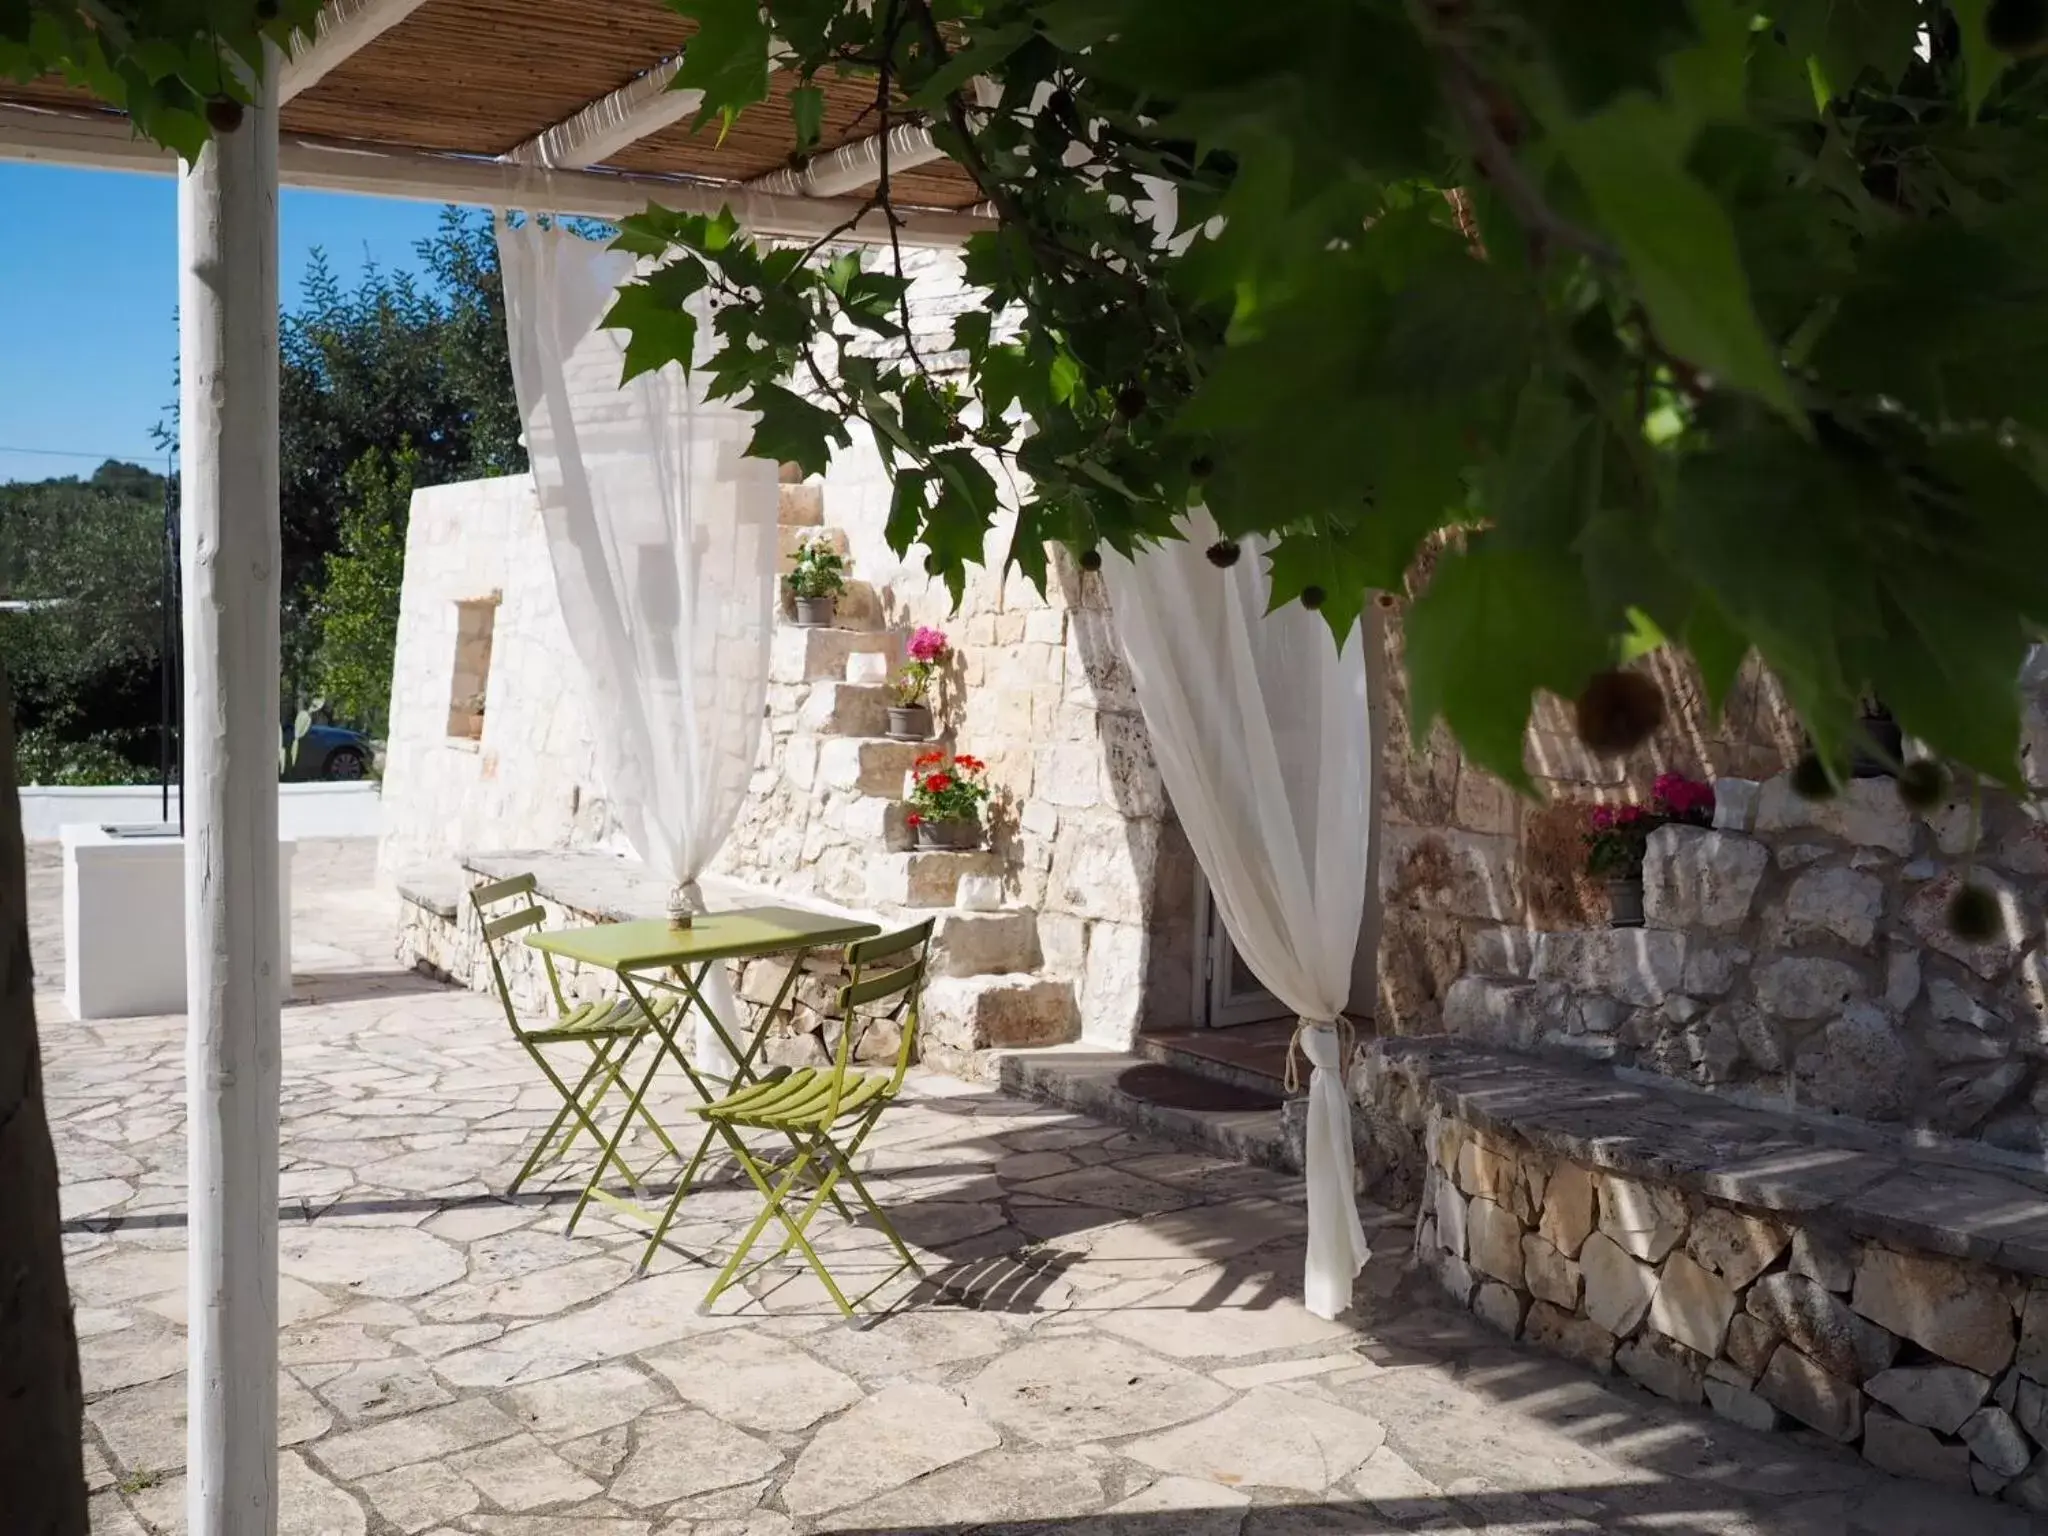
xmin=915 ymin=751 xmax=945 ymax=769
xmin=925 ymin=772 xmax=954 ymax=793
xmin=954 ymin=754 xmax=986 ymax=773
xmin=906 ymin=812 xmax=923 ymax=826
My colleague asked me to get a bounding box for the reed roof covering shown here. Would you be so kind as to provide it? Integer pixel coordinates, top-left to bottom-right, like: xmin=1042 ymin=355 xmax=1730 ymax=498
xmin=0 ymin=0 xmax=985 ymax=212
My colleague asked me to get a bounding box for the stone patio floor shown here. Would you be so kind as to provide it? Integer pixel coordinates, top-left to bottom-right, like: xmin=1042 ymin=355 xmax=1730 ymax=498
xmin=29 ymin=840 xmax=2045 ymax=1535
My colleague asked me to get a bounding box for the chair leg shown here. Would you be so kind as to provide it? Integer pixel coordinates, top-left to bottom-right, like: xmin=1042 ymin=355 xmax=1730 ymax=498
xmin=779 ymin=1129 xmax=854 ymax=1223
xmin=566 ymin=1042 xmax=667 ymax=1236
xmin=636 ymin=1113 xmax=734 ymax=1273
xmin=701 ymin=1138 xmax=818 ymax=1312
xmin=512 ymin=1040 xmax=636 ymax=1196
xmin=827 ymin=1123 xmax=923 ymax=1278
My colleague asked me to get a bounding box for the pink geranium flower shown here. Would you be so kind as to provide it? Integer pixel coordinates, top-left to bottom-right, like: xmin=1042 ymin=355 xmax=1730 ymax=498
xmin=907 ymin=626 xmax=949 ymax=664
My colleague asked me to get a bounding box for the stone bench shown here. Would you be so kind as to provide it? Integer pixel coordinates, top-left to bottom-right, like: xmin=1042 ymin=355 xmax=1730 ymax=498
xmin=1359 ymin=1036 xmax=2048 ymax=1511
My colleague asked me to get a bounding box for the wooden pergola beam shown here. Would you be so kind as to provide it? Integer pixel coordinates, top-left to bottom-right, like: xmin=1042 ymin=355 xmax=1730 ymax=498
xmin=279 ymin=0 xmax=433 ymax=102
xmin=504 ymin=57 xmax=701 ymax=170
xmin=0 ymin=104 xmax=990 ymax=245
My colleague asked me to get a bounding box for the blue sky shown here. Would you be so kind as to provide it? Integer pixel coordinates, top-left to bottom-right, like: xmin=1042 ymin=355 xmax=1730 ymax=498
xmin=0 ymin=163 xmax=462 ymax=486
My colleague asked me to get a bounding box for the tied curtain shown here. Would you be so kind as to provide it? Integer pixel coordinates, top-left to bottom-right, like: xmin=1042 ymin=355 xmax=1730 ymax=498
xmin=497 ymin=219 xmax=779 ymax=1078
xmin=1101 ymin=513 xmax=1374 ymax=1319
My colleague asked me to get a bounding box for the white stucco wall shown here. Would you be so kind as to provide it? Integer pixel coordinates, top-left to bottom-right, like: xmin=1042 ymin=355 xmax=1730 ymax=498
xmin=376 ymin=475 xmax=613 ymax=885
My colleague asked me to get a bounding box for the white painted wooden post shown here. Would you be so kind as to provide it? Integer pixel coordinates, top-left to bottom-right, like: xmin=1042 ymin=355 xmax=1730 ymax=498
xmin=180 ymin=47 xmax=282 ymax=1536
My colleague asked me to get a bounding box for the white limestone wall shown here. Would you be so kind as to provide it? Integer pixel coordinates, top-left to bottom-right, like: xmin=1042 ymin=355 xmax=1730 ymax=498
xmin=376 ymin=475 xmax=612 ymax=884
xmin=711 ymin=421 xmax=1198 ymax=1049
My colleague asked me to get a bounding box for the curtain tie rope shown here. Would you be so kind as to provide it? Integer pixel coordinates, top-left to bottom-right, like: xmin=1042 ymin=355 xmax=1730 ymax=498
xmin=1283 ymin=1015 xmax=1357 ymax=1097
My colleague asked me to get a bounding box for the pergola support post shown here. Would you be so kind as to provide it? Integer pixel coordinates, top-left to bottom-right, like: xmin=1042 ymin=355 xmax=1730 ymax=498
xmin=179 ymin=48 xmax=283 ymax=1536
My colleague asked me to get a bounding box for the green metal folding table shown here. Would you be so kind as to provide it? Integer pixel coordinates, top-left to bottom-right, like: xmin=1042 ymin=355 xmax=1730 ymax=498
xmin=523 ymin=906 xmax=880 ymax=1243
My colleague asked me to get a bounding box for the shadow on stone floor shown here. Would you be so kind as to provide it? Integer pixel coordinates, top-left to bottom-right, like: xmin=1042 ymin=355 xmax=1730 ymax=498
xmin=799 ymin=1481 xmax=2016 ymax=1534
xmin=284 ymin=967 xmax=455 ymax=1006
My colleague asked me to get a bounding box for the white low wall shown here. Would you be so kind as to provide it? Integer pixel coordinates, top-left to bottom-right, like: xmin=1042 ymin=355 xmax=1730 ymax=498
xmin=18 ymin=782 xmax=382 ymax=842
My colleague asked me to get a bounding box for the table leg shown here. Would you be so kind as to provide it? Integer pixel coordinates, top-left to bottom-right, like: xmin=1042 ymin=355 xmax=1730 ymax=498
xmin=634 ymin=946 xmax=852 ymax=1272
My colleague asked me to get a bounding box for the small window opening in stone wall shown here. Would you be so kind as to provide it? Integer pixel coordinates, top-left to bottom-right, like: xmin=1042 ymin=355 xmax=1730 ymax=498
xmin=447 ymin=595 xmax=500 ymax=741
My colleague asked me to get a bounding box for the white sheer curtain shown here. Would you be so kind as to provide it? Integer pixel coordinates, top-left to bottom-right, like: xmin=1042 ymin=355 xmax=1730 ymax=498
xmin=497 ymin=219 xmax=779 ymax=1078
xmin=1102 ymin=513 xmax=1373 ymax=1319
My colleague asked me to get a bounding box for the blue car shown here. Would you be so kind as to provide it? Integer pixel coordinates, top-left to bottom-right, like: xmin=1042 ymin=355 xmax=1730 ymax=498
xmin=284 ymin=723 xmax=376 ymax=781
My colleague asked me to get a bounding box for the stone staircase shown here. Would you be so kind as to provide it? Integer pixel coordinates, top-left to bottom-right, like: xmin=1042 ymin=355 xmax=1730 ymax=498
xmin=747 ymin=468 xmax=1080 ymax=1073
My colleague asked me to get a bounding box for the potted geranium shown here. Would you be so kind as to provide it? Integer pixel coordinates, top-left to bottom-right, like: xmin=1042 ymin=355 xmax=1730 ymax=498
xmin=889 ymin=626 xmax=948 ymax=740
xmin=905 ymin=752 xmax=990 ymax=850
xmin=786 ymin=535 xmax=847 ymax=626
xmin=1584 ymin=772 xmax=1714 ymax=927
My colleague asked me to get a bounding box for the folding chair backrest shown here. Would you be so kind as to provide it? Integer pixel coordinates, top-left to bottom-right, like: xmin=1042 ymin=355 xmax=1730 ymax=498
xmin=827 ymin=919 xmax=936 ymax=1117
xmin=468 ymin=872 xmax=568 ymax=1027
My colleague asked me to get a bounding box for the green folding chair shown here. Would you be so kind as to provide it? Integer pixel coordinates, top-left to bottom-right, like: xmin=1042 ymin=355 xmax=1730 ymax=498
xmin=470 ymin=873 xmax=683 ymax=1197
xmin=669 ymin=918 xmax=935 ymax=1316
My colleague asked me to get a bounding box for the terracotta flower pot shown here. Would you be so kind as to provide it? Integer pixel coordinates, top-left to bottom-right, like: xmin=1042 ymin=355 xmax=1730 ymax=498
xmin=886 ymin=704 xmax=933 ymax=741
xmin=792 ymin=595 xmax=836 ymax=627
xmin=914 ymin=819 xmax=981 ymax=851
xmin=1607 ymin=876 xmax=1645 ymax=929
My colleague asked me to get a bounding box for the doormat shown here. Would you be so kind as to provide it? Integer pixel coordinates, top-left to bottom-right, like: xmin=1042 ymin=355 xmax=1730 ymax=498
xmin=1114 ymin=1063 xmax=1286 ymax=1113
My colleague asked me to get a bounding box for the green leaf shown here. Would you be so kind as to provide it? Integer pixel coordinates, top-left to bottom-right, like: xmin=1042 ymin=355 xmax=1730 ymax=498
xmin=669 ymin=0 xmax=773 ymax=128
xmin=1404 ymin=537 xmax=1613 ymax=789
xmin=1949 ymin=0 xmax=2007 ymax=122
xmin=1681 ymin=589 xmax=1749 ymax=718
xmin=1263 ymin=524 xmax=1376 ymax=643
xmin=789 ymin=84 xmax=825 ymax=150
xmin=1005 ymin=500 xmax=1055 ymax=595
xmin=1558 ymin=99 xmax=1797 ymax=420
xmin=745 ymin=384 xmax=850 ymax=478
xmin=1514 ymin=0 xmax=1696 ymax=112
xmin=905 ymin=23 xmax=1031 ymax=111
xmin=1048 ymin=350 xmax=1083 ymax=404
xmin=923 ymin=449 xmax=1002 ymax=593
xmin=1778 ymin=0 xmax=1922 ymax=101
xmin=601 ymin=262 xmax=708 ymax=381
xmin=1863 ymin=590 xmax=2025 ymax=782
xmin=885 ymin=470 xmax=929 ymax=554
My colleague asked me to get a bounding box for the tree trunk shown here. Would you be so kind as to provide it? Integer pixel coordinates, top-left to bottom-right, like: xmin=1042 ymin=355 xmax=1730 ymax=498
xmin=0 ymin=659 xmax=88 ymax=1533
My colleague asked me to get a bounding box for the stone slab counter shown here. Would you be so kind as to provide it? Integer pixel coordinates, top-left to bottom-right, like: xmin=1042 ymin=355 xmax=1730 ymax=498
xmin=1363 ymin=1036 xmax=2048 ymax=1511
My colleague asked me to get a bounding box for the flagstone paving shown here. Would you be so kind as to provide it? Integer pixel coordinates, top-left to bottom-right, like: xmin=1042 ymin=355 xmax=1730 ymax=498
xmin=30 ymin=840 xmax=2044 ymax=1534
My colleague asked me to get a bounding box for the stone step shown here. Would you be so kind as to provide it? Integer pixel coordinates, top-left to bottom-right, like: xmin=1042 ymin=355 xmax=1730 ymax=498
xmin=770 ymin=625 xmax=901 ymax=686
xmin=730 ymin=896 xmax=1039 ymax=985
xmin=987 ymin=1044 xmax=1299 ymax=1173
xmin=779 ymin=579 xmax=884 ymax=632
xmin=920 ymin=974 xmax=1080 ymax=1071
xmin=816 ymin=737 xmax=927 ymax=797
xmin=927 ymin=909 xmax=1042 ymax=978
xmin=779 ymin=479 xmax=824 ymax=528
xmin=779 ymin=524 xmax=848 ymax=573
xmin=865 ymin=848 xmax=1005 ymax=908
xmin=1136 ymin=1021 xmax=1294 ymax=1099
xmin=797 ymin=682 xmax=896 ymax=738
xmin=820 ymin=793 xmax=915 ymax=854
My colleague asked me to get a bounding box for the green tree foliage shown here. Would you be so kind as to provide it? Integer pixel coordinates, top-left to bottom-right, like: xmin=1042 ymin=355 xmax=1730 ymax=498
xmin=313 ymin=443 xmax=417 ymax=738
xmin=0 ymin=460 xmax=167 ymax=770
xmin=0 ymin=0 xmax=323 ymax=160
xmin=609 ymin=0 xmax=2048 ymax=790
xmin=9 ymin=212 xmax=522 ymax=761
xmin=277 ymin=207 xmax=526 ymax=709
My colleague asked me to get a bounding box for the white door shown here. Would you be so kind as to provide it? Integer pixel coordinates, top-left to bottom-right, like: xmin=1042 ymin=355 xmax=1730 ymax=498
xmin=1193 ymin=877 xmax=1293 ymax=1028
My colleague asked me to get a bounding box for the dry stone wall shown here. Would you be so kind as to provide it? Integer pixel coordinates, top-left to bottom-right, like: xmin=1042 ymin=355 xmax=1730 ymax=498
xmin=1420 ymin=1115 xmax=2048 ymax=1509
xmin=1445 ymin=768 xmax=2048 ymax=1155
xmin=1365 ymin=1037 xmax=2048 ymax=1512
xmin=1372 ymin=601 xmax=1803 ymax=1037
